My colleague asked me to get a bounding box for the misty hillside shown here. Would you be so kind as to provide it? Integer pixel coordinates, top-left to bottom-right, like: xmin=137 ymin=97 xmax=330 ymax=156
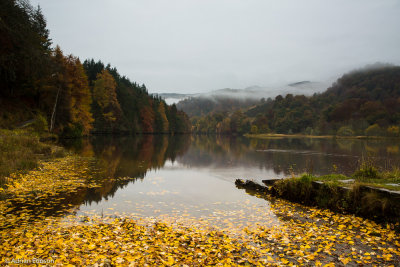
xmin=192 ymin=65 xmax=400 ymax=135
xmin=157 ymin=93 xmax=193 ymax=105
xmin=174 ymin=81 xmax=328 ymax=117
xmin=177 ymin=96 xmax=260 ymax=117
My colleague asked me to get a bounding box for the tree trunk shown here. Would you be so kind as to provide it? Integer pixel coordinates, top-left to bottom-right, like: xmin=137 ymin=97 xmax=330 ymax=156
xmin=50 ymin=86 xmax=60 ymax=132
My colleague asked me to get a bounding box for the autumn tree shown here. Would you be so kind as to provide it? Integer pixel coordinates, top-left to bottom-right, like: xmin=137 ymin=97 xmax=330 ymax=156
xmin=252 ymin=115 xmax=270 ymax=133
xmin=387 ymin=125 xmax=400 ymax=137
xmin=140 ymin=105 xmax=155 ymax=133
xmin=64 ymin=56 xmax=93 ymax=135
xmin=0 ymin=2 xmax=191 ymax=135
xmin=42 ymin=47 xmax=93 ymax=136
xmin=155 ymin=101 xmax=169 ymax=133
xmin=365 ymin=124 xmax=383 ymax=137
xmin=93 ymin=70 xmax=122 ymax=130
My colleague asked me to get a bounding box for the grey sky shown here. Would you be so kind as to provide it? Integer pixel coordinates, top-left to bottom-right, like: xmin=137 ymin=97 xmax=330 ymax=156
xmin=31 ymin=0 xmax=400 ymax=94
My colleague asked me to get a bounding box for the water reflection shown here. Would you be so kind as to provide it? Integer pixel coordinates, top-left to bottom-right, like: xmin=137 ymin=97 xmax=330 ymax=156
xmin=5 ymin=135 xmax=400 ymax=230
xmin=63 ymin=135 xmax=191 ymax=205
xmin=179 ymin=136 xmax=400 ymax=178
xmin=63 ymin=135 xmax=400 ymax=207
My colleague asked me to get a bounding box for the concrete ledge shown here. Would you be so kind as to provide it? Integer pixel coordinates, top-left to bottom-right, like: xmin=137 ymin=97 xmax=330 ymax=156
xmin=236 ymin=178 xmax=400 ymax=225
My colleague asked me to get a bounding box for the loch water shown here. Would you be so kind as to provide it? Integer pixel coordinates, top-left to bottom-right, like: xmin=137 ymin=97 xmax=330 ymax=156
xmin=62 ymin=135 xmax=400 ymax=227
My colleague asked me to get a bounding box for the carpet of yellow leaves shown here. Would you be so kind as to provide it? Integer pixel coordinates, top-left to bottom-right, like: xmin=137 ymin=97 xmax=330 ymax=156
xmin=249 ymin=199 xmax=400 ymax=266
xmin=1 ymin=218 xmax=267 ymax=266
xmin=0 ymin=156 xmax=99 ymax=230
xmin=0 ymin=156 xmax=399 ymax=266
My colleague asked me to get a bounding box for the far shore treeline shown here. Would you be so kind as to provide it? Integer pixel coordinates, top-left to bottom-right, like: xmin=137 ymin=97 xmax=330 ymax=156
xmin=0 ymin=0 xmax=190 ymax=137
xmin=189 ymin=65 xmax=400 ymax=137
xmin=2 ymin=0 xmax=400 ymax=139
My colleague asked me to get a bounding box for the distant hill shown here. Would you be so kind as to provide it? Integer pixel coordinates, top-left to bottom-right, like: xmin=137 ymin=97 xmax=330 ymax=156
xmin=177 ymin=96 xmax=260 ymax=117
xmin=192 ymin=65 xmax=400 ymax=136
xmin=175 ymin=82 xmax=329 ymax=117
xmin=157 ymin=93 xmax=193 ymax=105
xmin=288 ymin=81 xmax=311 ymax=87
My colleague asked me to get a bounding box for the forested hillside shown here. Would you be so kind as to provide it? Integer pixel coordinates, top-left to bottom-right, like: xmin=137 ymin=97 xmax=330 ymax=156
xmin=177 ymin=96 xmax=260 ymax=117
xmin=176 ymin=82 xmax=326 ymax=117
xmin=82 ymin=60 xmax=190 ymax=135
xmin=0 ymin=0 xmax=190 ymax=137
xmin=193 ymin=65 xmax=400 ymax=136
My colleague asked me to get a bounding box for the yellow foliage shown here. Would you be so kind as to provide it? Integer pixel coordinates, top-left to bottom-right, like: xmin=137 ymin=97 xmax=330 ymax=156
xmin=0 ymin=156 xmax=399 ymax=266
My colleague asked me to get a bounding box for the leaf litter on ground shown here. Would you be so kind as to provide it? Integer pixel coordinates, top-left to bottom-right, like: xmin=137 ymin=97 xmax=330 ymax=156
xmin=0 ymin=156 xmax=399 ymax=266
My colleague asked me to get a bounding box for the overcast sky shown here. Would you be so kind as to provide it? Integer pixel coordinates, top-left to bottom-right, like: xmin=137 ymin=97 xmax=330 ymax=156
xmin=30 ymin=0 xmax=400 ymax=94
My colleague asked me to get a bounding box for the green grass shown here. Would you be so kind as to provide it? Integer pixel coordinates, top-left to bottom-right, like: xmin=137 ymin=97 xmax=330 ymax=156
xmin=272 ymin=172 xmax=400 ymax=223
xmin=0 ymin=129 xmax=66 ymax=187
xmin=296 ymin=162 xmax=400 ymax=191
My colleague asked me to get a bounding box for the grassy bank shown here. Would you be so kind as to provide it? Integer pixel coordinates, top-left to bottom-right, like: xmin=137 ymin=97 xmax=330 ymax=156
xmin=0 ymin=129 xmax=64 ymax=188
xmin=285 ymin=159 xmax=400 ymax=191
xmin=311 ymin=164 xmax=400 ymax=191
xmin=272 ymin=174 xmax=400 ymax=219
xmin=240 ymin=165 xmax=400 ymax=225
xmin=236 ymin=161 xmax=400 ymax=225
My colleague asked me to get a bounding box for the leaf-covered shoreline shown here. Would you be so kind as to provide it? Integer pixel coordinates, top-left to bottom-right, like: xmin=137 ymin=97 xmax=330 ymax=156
xmin=0 ymin=156 xmax=399 ymax=266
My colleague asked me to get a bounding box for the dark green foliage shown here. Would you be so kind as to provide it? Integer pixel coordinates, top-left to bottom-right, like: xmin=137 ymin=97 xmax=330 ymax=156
xmin=337 ymin=126 xmax=354 ymax=136
xmin=192 ymin=65 xmax=400 ymax=136
xmin=177 ymin=96 xmax=259 ymax=117
xmin=60 ymin=123 xmax=83 ymax=139
xmin=252 ymin=114 xmax=270 ymax=133
xmin=353 ymin=160 xmax=380 ymax=180
xmin=83 ymin=60 xmax=191 ymax=134
xmin=192 ymin=111 xmax=251 ymax=135
xmin=0 ymin=0 xmax=51 ymax=97
xmin=0 ymin=0 xmax=191 ymax=136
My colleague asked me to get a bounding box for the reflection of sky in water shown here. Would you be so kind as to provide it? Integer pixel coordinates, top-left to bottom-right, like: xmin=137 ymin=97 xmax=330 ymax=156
xmin=70 ymin=136 xmax=400 ymax=232
xmin=76 ymin=162 xmax=279 ymax=231
xmin=176 ymin=137 xmax=400 ymax=177
xmin=165 ymin=159 xmax=284 ymax=183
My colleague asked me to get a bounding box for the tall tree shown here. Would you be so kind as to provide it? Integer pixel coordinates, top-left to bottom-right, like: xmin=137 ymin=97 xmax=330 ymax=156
xmin=155 ymin=101 xmax=169 ymax=133
xmin=64 ymin=55 xmax=93 ymax=135
xmin=140 ymin=104 xmax=155 ymax=133
xmin=0 ymin=0 xmax=51 ymax=97
xmin=44 ymin=47 xmax=93 ymax=136
xmin=93 ymin=70 xmax=122 ymax=130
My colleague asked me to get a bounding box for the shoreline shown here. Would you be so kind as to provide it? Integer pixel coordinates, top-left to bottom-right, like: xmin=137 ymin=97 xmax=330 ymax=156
xmin=244 ymin=133 xmax=398 ymax=140
xmin=236 ymin=176 xmax=400 ymax=226
xmin=0 ymin=135 xmax=399 ymax=265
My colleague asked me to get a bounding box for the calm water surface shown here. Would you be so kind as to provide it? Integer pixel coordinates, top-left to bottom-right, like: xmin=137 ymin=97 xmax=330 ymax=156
xmin=62 ymin=135 xmax=400 ymax=228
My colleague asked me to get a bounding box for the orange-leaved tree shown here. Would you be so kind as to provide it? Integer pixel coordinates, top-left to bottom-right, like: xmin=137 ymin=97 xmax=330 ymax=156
xmin=93 ymin=69 xmax=122 ymax=130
